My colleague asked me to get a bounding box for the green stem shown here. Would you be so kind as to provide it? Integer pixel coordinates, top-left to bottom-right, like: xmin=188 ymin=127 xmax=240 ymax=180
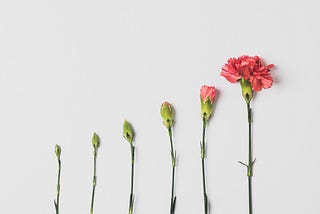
xmin=55 ymin=159 xmax=61 ymax=214
xmin=128 ymin=142 xmax=135 ymax=214
xmin=168 ymin=127 xmax=176 ymax=214
xmin=247 ymin=103 xmax=253 ymax=214
xmin=90 ymin=149 xmax=97 ymax=214
xmin=201 ymin=117 xmax=208 ymax=214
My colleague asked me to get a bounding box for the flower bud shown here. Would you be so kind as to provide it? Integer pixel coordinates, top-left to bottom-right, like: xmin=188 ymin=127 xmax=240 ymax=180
xmin=160 ymin=101 xmax=174 ymax=128
xmin=200 ymin=85 xmax=216 ymax=120
xmin=123 ymin=120 xmax=134 ymax=143
xmin=92 ymin=132 xmax=100 ymax=150
xmin=55 ymin=144 xmax=61 ymax=159
xmin=240 ymin=78 xmax=253 ymax=104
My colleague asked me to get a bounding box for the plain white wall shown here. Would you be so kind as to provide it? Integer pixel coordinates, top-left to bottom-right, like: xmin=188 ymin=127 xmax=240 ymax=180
xmin=0 ymin=0 xmax=319 ymax=213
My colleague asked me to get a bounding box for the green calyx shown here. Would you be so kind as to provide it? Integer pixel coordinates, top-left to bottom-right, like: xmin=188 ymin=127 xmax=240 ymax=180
xmin=240 ymin=78 xmax=253 ymax=104
xmin=123 ymin=120 xmax=134 ymax=143
xmin=160 ymin=102 xmax=174 ymax=128
xmin=92 ymin=132 xmax=100 ymax=150
xmin=55 ymin=144 xmax=61 ymax=159
xmin=201 ymin=97 xmax=214 ymax=121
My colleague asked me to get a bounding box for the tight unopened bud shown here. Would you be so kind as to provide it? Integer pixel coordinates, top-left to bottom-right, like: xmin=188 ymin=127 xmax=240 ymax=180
xmin=200 ymin=85 xmax=216 ymax=121
xmin=55 ymin=144 xmax=61 ymax=159
xmin=240 ymin=78 xmax=253 ymax=104
xmin=123 ymin=120 xmax=134 ymax=143
xmin=160 ymin=101 xmax=174 ymax=128
xmin=92 ymin=132 xmax=100 ymax=150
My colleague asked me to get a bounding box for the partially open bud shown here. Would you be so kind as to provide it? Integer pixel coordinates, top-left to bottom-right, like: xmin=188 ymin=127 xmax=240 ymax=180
xmin=55 ymin=144 xmax=61 ymax=159
xmin=123 ymin=120 xmax=134 ymax=143
xmin=240 ymin=78 xmax=253 ymax=104
xmin=200 ymin=85 xmax=216 ymax=121
xmin=160 ymin=101 xmax=174 ymax=128
xmin=92 ymin=132 xmax=100 ymax=150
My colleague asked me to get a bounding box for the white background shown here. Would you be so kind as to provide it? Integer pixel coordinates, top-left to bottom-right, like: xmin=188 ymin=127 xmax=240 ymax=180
xmin=0 ymin=0 xmax=319 ymax=213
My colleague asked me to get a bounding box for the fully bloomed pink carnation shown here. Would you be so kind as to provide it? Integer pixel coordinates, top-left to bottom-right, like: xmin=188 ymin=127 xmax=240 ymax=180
xmin=220 ymin=55 xmax=274 ymax=91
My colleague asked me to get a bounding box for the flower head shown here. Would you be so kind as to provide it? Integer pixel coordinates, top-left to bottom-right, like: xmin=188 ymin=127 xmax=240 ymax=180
xmin=92 ymin=132 xmax=100 ymax=150
xmin=200 ymin=85 xmax=216 ymax=120
xmin=220 ymin=55 xmax=274 ymax=92
xmin=160 ymin=101 xmax=174 ymax=128
xmin=123 ymin=120 xmax=134 ymax=143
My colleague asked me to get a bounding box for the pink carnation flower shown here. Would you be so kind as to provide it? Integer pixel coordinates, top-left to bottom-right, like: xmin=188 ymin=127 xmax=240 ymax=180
xmin=200 ymin=85 xmax=216 ymax=103
xmin=200 ymin=85 xmax=216 ymax=120
xmin=220 ymin=55 xmax=274 ymax=91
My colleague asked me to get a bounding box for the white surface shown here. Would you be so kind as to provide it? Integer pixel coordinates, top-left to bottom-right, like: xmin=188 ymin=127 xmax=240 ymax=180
xmin=0 ymin=0 xmax=319 ymax=213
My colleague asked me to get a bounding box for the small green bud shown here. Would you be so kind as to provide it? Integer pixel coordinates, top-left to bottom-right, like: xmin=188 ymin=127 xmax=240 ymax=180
xmin=55 ymin=144 xmax=61 ymax=159
xmin=92 ymin=132 xmax=100 ymax=150
xmin=123 ymin=120 xmax=134 ymax=143
xmin=160 ymin=101 xmax=174 ymax=128
xmin=240 ymin=78 xmax=253 ymax=104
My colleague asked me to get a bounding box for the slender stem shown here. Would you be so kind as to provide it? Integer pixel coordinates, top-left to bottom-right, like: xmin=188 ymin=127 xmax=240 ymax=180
xmin=248 ymin=177 xmax=252 ymax=214
xmin=247 ymin=103 xmax=253 ymax=214
xmin=55 ymin=159 xmax=61 ymax=214
xmin=90 ymin=149 xmax=97 ymax=214
xmin=201 ymin=117 xmax=208 ymax=214
xmin=128 ymin=142 xmax=135 ymax=214
xmin=171 ymin=163 xmax=175 ymax=213
xmin=168 ymin=127 xmax=176 ymax=214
